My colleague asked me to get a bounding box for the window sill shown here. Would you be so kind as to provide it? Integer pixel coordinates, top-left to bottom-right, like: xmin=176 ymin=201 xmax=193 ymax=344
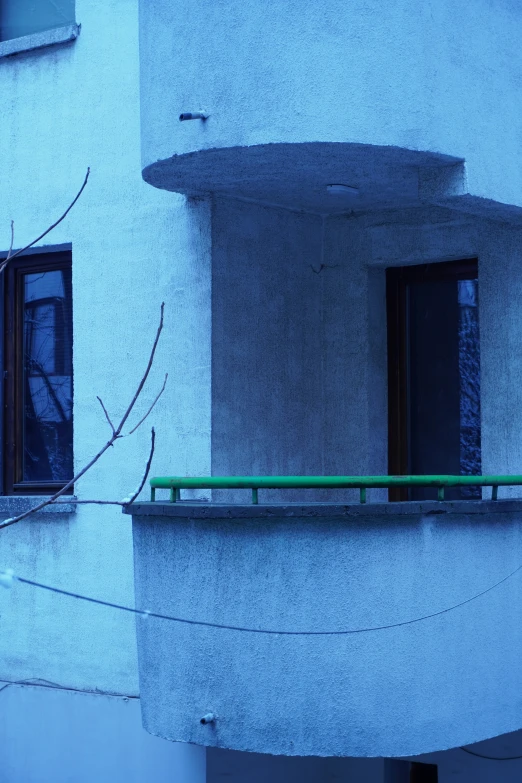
xmin=0 ymin=496 xmax=76 ymax=516
xmin=0 ymin=23 xmax=80 ymax=59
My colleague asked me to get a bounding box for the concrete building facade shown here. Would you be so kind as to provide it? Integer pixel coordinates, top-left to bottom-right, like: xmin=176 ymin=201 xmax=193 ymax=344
xmin=1 ymin=0 xmax=522 ymax=781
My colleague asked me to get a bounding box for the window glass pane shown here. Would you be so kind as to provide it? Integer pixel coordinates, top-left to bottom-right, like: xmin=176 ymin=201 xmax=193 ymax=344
xmin=23 ymin=268 xmax=73 ymax=483
xmin=0 ymin=0 xmax=75 ymax=41
xmin=458 ymin=279 xmax=481 ymax=496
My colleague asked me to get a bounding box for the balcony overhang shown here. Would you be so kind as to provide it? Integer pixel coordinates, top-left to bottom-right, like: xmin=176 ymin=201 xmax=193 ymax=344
xmin=128 ymin=494 xmax=522 ymax=757
xmin=142 ymin=142 xmax=468 ymax=215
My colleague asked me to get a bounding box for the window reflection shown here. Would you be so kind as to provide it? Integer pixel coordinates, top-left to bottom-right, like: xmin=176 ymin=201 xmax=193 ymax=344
xmin=406 ymin=271 xmax=480 ymax=500
xmin=23 ymin=269 xmax=73 ymax=482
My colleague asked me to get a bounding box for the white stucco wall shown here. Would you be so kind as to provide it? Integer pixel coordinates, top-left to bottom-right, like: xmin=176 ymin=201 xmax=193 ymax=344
xmin=0 ymin=0 xmax=211 ymax=779
xmin=3 ymin=0 xmax=522 ymax=774
xmin=0 ymin=682 xmax=205 ymax=783
xmin=0 ymin=0 xmax=211 ymax=696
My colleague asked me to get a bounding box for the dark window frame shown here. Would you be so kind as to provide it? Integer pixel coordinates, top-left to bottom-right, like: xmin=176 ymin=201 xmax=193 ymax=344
xmin=386 ymin=258 xmax=479 ymax=501
xmin=3 ymin=250 xmax=73 ymax=495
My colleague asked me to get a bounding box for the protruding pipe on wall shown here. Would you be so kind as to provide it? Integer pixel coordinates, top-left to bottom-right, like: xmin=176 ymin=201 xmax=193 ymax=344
xmin=200 ymin=713 xmax=216 ymax=725
xmin=179 ymin=112 xmax=209 ymax=121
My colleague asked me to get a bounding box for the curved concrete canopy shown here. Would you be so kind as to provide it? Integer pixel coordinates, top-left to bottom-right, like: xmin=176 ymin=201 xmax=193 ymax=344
xmin=143 ymin=142 xmax=465 ymax=215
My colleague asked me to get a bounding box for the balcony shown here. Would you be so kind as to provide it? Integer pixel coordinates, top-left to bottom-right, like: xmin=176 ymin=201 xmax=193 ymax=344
xmin=140 ymin=0 xmax=522 ymax=215
xmin=127 ymin=475 xmax=522 ymax=758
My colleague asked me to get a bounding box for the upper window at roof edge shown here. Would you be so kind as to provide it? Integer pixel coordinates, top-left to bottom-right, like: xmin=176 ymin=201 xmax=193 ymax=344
xmin=0 ymin=0 xmax=75 ymax=43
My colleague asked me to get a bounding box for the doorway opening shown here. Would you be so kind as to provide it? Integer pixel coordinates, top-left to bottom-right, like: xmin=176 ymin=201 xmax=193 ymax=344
xmin=387 ymin=259 xmax=480 ymax=501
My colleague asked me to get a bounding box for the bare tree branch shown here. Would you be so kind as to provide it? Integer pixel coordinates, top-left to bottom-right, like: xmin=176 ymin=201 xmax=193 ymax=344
xmin=0 ymin=168 xmax=90 ymax=275
xmin=96 ymin=396 xmax=116 ymax=436
xmin=128 ymin=375 xmax=167 ymax=435
xmin=0 ymin=304 xmax=165 ymax=530
xmin=116 ymin=302 xmax=165 ymax=435
xmin=126 ymin=427 xmax=156 ymax=504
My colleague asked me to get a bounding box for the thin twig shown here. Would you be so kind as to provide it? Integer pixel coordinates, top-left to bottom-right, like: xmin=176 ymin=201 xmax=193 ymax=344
xmin=0 ymin=168 xmax=90 ymax=275
xmin=96 ymin=396 xmax=116 ymax=435
xmin=126 ymin=427 xmax=156 ymax=504
xmin=0 ymin=303 xmax=165 ymax=530
xmin=128 ymin=375 xmax=167 ymax=435
xmin=116 ymin=302 xmax=165 ymax=435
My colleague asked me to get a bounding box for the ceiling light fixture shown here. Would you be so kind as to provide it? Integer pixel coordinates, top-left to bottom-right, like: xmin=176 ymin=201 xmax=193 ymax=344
xmin=326 ymin=184 xmax=359 ymax=196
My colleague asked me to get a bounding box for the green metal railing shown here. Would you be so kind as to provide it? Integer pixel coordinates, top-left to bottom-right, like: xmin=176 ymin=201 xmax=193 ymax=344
xmin=150 ymin=475 xmax=522 ymax=505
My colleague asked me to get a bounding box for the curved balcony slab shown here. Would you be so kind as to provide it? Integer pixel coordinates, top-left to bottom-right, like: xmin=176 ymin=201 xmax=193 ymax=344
xmin=140 ymin=0 xmax=522 ymax=208
xmin=143 ymin=142 xmax=466 ymax=214
xmin=129 ymin=499 xmax=522 ymax=757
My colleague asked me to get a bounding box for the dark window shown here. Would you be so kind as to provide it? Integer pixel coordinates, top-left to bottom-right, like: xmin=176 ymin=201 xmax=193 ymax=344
xmin=387 ymin=259 xmax=480 ymax=501
xmin=4 ymin=251 xmax=73 ymax=494
xmin=0 ymin=0 xmax=75 ymax=41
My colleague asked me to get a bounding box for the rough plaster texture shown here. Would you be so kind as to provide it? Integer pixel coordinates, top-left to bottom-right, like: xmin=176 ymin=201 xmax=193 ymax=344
xmin=0 ymin=682 xmax=205 ymax=783
xmin=140 ymin=0 xmax=522 ymax=215
xmin=211 ymin=198 xmax=387 ymax=503
xmin=132 ymin=502 xmax=522 ymax=757
xmin=479 ymin=226 xmax=522 ymax=485
xmin=0 ymin=0 xmax=211 ymax=776
xmin=2 ymin=0 xmax=522 ymax=776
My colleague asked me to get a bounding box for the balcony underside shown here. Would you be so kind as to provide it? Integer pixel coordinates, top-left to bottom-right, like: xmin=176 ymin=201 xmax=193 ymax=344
xmin=129 ymin=499 xmax=522 ymax=757
xmin=143 ymin=141 xmax=522 ymax=224
xmin=143 ymin=142 xmax=467 ymax=214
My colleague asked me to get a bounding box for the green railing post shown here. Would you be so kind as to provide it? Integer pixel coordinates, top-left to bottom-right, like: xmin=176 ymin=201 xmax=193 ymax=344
xmin=252 ymin=488 xmax=259 ymax=505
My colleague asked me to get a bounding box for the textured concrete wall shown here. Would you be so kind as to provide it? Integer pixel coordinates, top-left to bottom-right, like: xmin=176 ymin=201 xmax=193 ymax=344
xmin=132 ymin=501 xmax=522 ymax=757
xmin=0 ymin=0 xmax=212 ymax=778
xmin=211 ymin=199 xmax=387 ymax=502
xmin=0 ymin=0 xmax=211 ymax=699
xmin=140 ymin=0 xmax=522 ymax=208
xmin=479 ymin=225 xmax=522 ymax=487
xmin=0 ymin=682 xmax=205 ymax=783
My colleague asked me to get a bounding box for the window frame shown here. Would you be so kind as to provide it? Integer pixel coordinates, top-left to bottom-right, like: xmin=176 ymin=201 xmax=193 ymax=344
xmin=386 ymin=258 xmax=479 ymax=501
xmin=3 ymin=250 xmax=73 ymax=495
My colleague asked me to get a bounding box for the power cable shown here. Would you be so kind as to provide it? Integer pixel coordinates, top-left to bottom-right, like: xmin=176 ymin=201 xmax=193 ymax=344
xmin=3 ymin=560 xmax=521 ymax=636
xmin=460 ymin=746 xmax=522 ymax=761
